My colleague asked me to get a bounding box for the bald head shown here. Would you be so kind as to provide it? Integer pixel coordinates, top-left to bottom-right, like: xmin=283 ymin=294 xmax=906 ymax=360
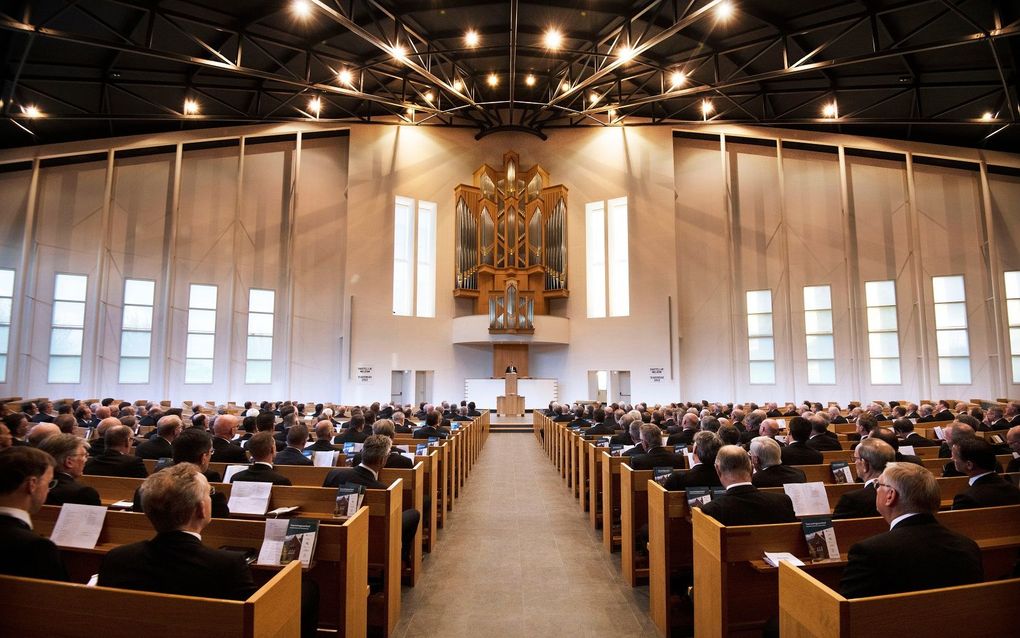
xmin=315 ymin=420 xmax=334 ymax=441
xmin=213 ymin=414 xmax=239 ymax=439
xmin=27 ymin=423 xmax=60 ymax=447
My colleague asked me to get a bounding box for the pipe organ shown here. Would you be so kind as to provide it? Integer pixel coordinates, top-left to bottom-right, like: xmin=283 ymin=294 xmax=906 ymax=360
xmin=454 ymin=152 xmax=568 ymax=334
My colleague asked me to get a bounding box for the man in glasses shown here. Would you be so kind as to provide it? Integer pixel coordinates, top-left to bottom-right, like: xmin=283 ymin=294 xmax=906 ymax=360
xmin=840 ymin=462 xmax=982 ymax=598
xmin=832 ymin=438 xmax=895 ymax=519
xmin=38 ymin=434 xmax=100 ymax=506
xmin=0 ymin=446 xmax=67 ymax=580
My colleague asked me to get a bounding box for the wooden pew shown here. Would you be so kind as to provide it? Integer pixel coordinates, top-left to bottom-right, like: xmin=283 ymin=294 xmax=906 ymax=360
xmin=588 ymin=444 xmax=610 ymax=529
xmin=0 ymin=561 xmax=304 ymax=638
xmin=692 ymin=504 xmax=1020 ymax=638
xmin=33 ymin=506 xmax=368 ymax=638
xmin=779 ymin=562 xmax=1020 ymax=638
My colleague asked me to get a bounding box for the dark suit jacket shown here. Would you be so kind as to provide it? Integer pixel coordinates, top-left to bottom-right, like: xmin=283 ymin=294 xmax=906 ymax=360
xmin=394 ymin=423 xmax=413 ymax=434
xmin=752 ymin=464 xmax=807 ymax=488
xmin=0 ymin=514 xmax=68 ymax=581
xmin=552 ymin=414 xmax=573 ymax=422
xmin=46 ymin=472 xmax=101 ymax=506
xmin=135 ymin=436 xmax=173 ymax=461
xmin=609 ymin=432 xmax=637 ymax=446
xmin=806 ymin=433 xmax=843 ymax=452
xmin=308 ymin=439 xmax=339 ymax=453
xmin=584 ymin=422 xmax=617 ymax=436
xmin=84 ymin=450 xmax=148 ymax=478
xmin=932 ymin=410 xmax=954 ymax=421
xmin=903 ymin=432 xmax=939 ymax=448
xmin=699 ymin=485 xmax=797 ymax=526
xmin=781 ymin=442 xmax=824 ymax=466
xmin=323 ymin=465 xmax=385 ymax=490
xmin=88 ymin=438 xmax=107 ymax=457
xmin=629 ymin=447 xmax=687 ymax=470
xmin=31 ymin=413 xmax=55 ymax=423
xmin=917 ymin=415 xmax=935 ymax=423
xmin=351 ymin=450 xmax=414 ymax=469
xmin=1008 ymin=456 xmax=1020 ymax=473
xmin=333 ymin=429 xmax=369 ymax=444
xmin=666 ymin=430 xmax=696 ymax=447
xmin=230 ymin=462 xmax=292 ymax=486
xmin=831 ymin=415 xmax=849 ymax=424
xmin=99 ymin=530 xmax=256 ymax=600
xmin=839 ymin=513 xmax=982 ymax=598
xmin=988 ymin=418 xmax=1010 ymax=431
xmin=663 ymin=463 xmax=721 ymax=491
xmin=951 ymin=473 xmax=1020 ymax=510
xmin=273 ymin=446 xmax=313 ymax=466
xmin=211 ymin=437 xmax=249 ymax=463
xmin=832 ymin=482 xmax=879 ymax=519
xmin=412 ymin=426 xmax=447 ymax=440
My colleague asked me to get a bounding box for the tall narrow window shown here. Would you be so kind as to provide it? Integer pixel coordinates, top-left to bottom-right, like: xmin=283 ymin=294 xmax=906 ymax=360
xmin=865 ymin=280 xmax=900 ymax=384
xmin=119 ymin=279 xmax=155 ymax=384
xmin=0 ymin=269 xmax=13 ymax=384
xmin=246 ymin=288 xmax=274 ymax=384
xmin=747 ymin=289 xmax=775 ymax=384
xmin=932 ymin=275 xmax=970 ymax=384
xmin=804 ymin=285 xmax=835 ymax=384
xmin=1007 ymin=271 xmax=1020 ymax=383
xmin=586 ymin=197 xmax=629 ymax=318
xmin=392 ymin=197 xmax=437 ymax=317
xmin=185 ymin=284 xmax=217 ymax=384
xmin=49 ymin=273 xmax=88 ymax=384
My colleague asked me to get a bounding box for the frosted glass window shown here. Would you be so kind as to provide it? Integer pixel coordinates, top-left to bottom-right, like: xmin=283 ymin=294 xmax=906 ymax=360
xmin=119 ymin=278 xmax=155 ymax=384
xmin=746 ymin=290 xmax=774 ymax=383
xmin=245 ymin=288 xmax=274 ymax=384
xmin=392 ymin=196 xmax=415 ymax=317
xmin=865 ymin=279 xmax=900 ymax=385
xmin=49 ymin=273 xmax=88 ymax=384
xmin=803 ymin=285 xmax=834 ymax=384
xmin=585 ymin=201 xmax=607 ymax=318
xmin=0 ymin=269 xmax=13 ymax=383
xmin=1005 ymin=272 xmax=1020 ymax=383
xmin=415 ymin=201 xmax=437 ymax=318
xmin=185 ymin=284 xmax=217 ymax=384
xmin=607 ymin=197 xmax=630 ymax=317
xmin=932 ymin=275 xmax=970 ymax=384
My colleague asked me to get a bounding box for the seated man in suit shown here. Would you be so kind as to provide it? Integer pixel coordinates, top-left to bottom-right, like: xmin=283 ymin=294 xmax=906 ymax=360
xmin=352 ymin=420 xmax=413 ymax=469
xmin=0 ymin=446 xmax=68 ymax=580
xmin=869 ymin=427 xmax=922 ymax=465
xmin=583 ymin=408 xmax=614 ymax=436
xmin=37 ymin=434 xmax=100 ymax=506
xmin=630 ymin=424 xmax=686 ymax=470
xmin=84 ymin=424 xmax=148 ymax=478
xmin=274 ymin=424 xmax=313 ymax=466
xmin=833 ymin=438 xmax=895 ymax=519
xmin=210 ymin=414 xmax=248 ymax=463
xmin=230 ymin=432 xmax=292 ymax=485
xmin=26 ymin=422 xmax=60 ymax=447
xmin=1007 ymin=402 xmax=1020 ymax=427
xmin=450 ymin=406 xmax=472 ymax=422
xmin=323 ymin=435 xmax=421 ymax=562
xmin=131 ymin=429 xmax=230 ymax=518
xmin=893 ymin=418 xmax=940 ymax=448
xmin=334 ymin=414 xmax=370 ymax=444
xmin=951 ymin=437 xmax=1020 ymax=509
xmin=135 ymin=415 xmax=183 ymax=460
xmin=985 ymin=406 xmax=1010 ymax=432
xmin=840 ymin=462 xmax=982 ymax=598
xmin=412 ymin=411 xmax=448 ymax=440
xmin=780 ymin=416 xmax=824 ymax=465
xmin=619 ymin=418 xmax=646 ymax=457
xmin=666 ymin=412 xmax=700 ymax=446
xmin=664 ymin=431 xmax=722 ymax=490
xmin=307 ymin=421 xmax=339 ymax=452
xmin=750 ymin=437 xmax=806 ymax=488
xmin=392 ymin=411 xmax=413 ymax=434
xmin=806 ymin=414 xmax=842 ymax=451
xmin=1007 ymin=426 xmax=1020 ymax=473
xmin=699 ymin=445 xmax=797 ymax=526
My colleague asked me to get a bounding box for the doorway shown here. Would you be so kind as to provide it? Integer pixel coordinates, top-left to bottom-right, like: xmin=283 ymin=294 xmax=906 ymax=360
xmin=587 ymin=370 xmax=609 ymax=403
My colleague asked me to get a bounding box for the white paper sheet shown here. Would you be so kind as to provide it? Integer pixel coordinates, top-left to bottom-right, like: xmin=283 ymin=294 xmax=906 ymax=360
xmin=783 ymin=482 xmax=831 ymax=516
xmin=763 ymin=551 xmax=804 ymax=568
xmin=223 ymin=464 xmax=249 ymax=483
xmin=899 ymin=445 xmax=915 ymax=456
xmin=227 ymin=480 xmax=272 ymax=515
xmin=49 ymin=503 xmax=107 ymax=549
xmin=313 ymin=451 xmax=338 ymax=467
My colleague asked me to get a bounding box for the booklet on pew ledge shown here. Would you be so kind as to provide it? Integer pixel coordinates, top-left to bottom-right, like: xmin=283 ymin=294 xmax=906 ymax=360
xmin=415 ymin=443 xmax=428 ymax=456
xmin=652 ymin=467 xmax=674 ymax=487
xmin=109 ymin=499 xmax=134 ymax=510
xmin=257 ymin=518 xmax=319 ymax=568
xmin=801 ymin=516 xmax=840 ymax=562
xmin=342 ymin=442 xmax=363 ymax=454
xmin=686 ymin=486 xmax=728 ymax=508
xmin=49 ymin=503 xmax=107 ymax=549
xmin=313 ymin=450 xmax=338 ymax=467
xmin=153 ymin=457 xmax=174 ymax=472
xmin=334 ymin=483 xmax=365 ymax=519
xmin=268 ymin=506 xmax=300 ymax=517
xmin=596 ymin=437 xmax=611 ymax=447
xmin=763 ymin=552 xmax=804 ymax=568
xmin=783 ymin=482 xmax=831 ymax=517
xmin=899 ymin=445 xmax=916 ymax=456
xmin=934 ymin=425 xmax=946 ymax=441
xmin=228 ymin=480 xmax=273 ymax=515
xmin=223 ymin=464 xmax=249 ymax=483
xmin=830 ymin=461 xmax=853 ymax=484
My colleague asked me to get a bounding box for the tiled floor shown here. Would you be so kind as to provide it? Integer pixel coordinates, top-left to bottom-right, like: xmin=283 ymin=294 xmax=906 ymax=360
xmin=392 ymin=433 xmax=657 ymax=637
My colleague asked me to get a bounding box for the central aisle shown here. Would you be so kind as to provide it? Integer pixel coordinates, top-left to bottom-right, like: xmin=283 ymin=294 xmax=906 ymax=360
xmin=393 ymin=433 xmax=657 ymax=637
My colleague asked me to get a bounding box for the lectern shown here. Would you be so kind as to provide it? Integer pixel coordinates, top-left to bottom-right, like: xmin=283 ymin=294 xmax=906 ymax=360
xmin=497 ymin=372 xmax=525 ymax=417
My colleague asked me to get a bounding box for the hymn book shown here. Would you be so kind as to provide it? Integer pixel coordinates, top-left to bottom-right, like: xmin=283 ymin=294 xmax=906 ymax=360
xmin=830 ymin=461 xmax=853 ymax=484
xmin=801 ymin=516 xmax=840 ymax=562
xmin=334 ymin=483 xmax=365 ymax=519
xmin=652 ymin=467 xmax=674 ymax=487
xmin=685 ymin=486 xmax=728 ymax=508
xmin=49 ymin=503 xmax=107 ymax=549
xmin=257 ymin=518 xmax=319 ymax=568
xmin=763 ymin=552 xmax=804 ymax=568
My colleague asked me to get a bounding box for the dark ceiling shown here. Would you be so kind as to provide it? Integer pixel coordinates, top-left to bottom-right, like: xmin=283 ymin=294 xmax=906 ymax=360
xmin=1 ymin=0 xmax=1017 ymax=151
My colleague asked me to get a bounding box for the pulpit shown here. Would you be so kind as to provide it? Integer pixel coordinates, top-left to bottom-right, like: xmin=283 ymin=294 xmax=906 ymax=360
xmin=497 ymin=372 xmax=525 ymax=417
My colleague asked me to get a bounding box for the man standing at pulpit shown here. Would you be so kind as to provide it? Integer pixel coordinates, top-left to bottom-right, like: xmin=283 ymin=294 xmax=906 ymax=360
xmin=505 ymin=362 xmax=518 ymax=374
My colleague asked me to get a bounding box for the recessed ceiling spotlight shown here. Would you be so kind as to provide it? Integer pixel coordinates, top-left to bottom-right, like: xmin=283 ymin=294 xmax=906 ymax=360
xmin=701 ymin=99 xmax=714 ymax=119
xmin=608 ymin=106 xmax=618 ymax=119
xmin=183 ymin=98 xmax=199 ymax=115
xmin=337 ymin=67 xmax=354 ymax=85
xmin=465 ymin=30 xmax=480 ymax=48
xmin=715 ymin=0 xmax=735 ymax=20
xmin=423 ymin=90 xmax=434 ymax=103
xmin=291 ymin=0 xmax=313 ymax=19
xmin=981 ymin=111 xmax=994 ymax=121
xmin=617 ymin=45 xmax=635 ymax=62
xmin=543 ymin=29 xmax=564 ymax=50
xmin=822 ymin=101 xmax=838 ymax=118
xmin=21 ymin=105 xmax=41 ymax=118
xmin=391 ymin=44 xmax=407 ymax=61
xmin=406 ymin=107 xmax=415 ymax=116
xmin=453 ymin=78 xmax=464 ymax=92
xmin=560 ymin=80 xmax=571 ymax=93
xmin=670 ymin=70 xmax=687 ymax=88
xmin=525 ymin=74 xmax=536 ymax=87
xmin=589 ymin=92 xmax=601 ymax=105
xmin=307 ymin=96 xmax=321 ymax=117
xmin=487 ymin=73 xmax=499 ymax=87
